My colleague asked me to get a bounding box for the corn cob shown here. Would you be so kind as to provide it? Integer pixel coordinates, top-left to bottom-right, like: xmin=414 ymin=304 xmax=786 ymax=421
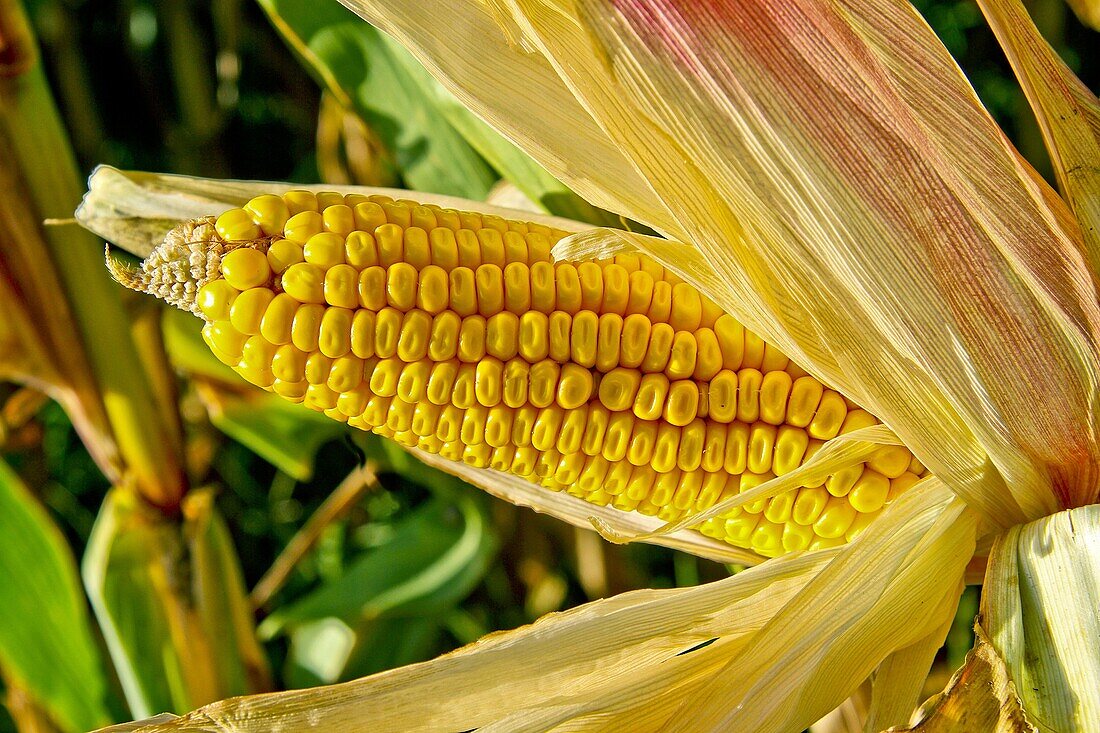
xmin=109 ymin=190 xmax=925 ymax=557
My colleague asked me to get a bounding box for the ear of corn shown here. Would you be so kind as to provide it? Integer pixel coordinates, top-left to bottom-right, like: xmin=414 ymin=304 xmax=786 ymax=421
xmin=112 ymin=191 xmax=925 ymax=558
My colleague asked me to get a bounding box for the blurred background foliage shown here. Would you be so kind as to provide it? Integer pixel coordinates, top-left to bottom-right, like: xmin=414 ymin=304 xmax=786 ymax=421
xmin=0 ymin=0 xmax=1094 ymax=729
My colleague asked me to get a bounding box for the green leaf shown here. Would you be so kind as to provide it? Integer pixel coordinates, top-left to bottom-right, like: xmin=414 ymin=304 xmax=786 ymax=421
xmin=374 ymin=33 xmax=621 ymax=226
xmin=260 ymin=496 xmax=495 ymax=638
xmin=0 ymin=459 xmax=112 ymax=732
xmin=258 ymin=0 xmax=496 ymax=199
xmin=82 ymin=489 xmax=269 ymax=718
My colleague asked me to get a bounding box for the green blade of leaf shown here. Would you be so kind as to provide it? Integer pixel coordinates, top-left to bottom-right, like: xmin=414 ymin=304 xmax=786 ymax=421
xmin=0 ymin=459 xmax=113 ymax=732
xmin=258 ymin=0 xmax=496 ymax=199
xmin=373 ymin=32 xmax=621 ymax=226
xmin=259 ymin=495 xmax=495 ymax=638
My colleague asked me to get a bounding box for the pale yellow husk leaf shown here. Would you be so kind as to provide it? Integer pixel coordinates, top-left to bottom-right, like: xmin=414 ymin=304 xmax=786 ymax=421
xmin=981 ymin=504 xmax=1100 ymax=733
xmin=96 ymin=479 xmax=973 ymax=733
xmin=977 ymin=0 xmax=1100 ymax=270
xmin=344 ymin=0 xmax=1100 ymax=523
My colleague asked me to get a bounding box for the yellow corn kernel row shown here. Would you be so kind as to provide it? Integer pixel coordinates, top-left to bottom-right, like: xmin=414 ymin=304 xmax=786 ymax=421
xmin=118 ymin=189 xmax=927 ymax=558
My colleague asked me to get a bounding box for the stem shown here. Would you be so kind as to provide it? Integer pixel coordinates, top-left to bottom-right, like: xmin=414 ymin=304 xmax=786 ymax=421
xmin=0 ymin=0 xmax=187 ymax=509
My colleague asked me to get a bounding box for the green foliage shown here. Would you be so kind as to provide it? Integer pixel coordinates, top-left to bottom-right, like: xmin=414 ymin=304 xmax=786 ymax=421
xmin=0 ymin=459 xmax=111 ymax=732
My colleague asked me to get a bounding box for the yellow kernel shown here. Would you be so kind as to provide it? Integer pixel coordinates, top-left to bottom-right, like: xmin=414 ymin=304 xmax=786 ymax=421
xmin=323 ymin=204 xmax=355 ymax=236
xmin=651 ymin=423 xmax=679 ymax=472
xmin=502 ymin=359 xmax=529 ymax=408
xmin=626 ymin=421 xmax=657 ymax=466
xmin=397 ymin=311 xmax=432 ymax=362
xmin=282 ymin=190 xmax=317 ymax=215
xmin=548 ymin=311 xmax=571 ymax=363
xmin=773 ymin=426 xmax=809 ymax=475
xmin=456 ymin=229 xmax=480 ymax=268
xmin=345 ymin=231 xmax=377 ymax=268
xmin=358 ymin=267 xmax=386 ymax=311
xmin=396 ymin=360 xmax=432 ymax=403
xmin=328 ymin=355 xmax=364 ymax=392
xmin=386 ymin=262 xmax=419 ymax=311
xmin=620 ymin=314 xmax=651 ymax=369
xmin=647 ymin=280 xmax=672 ymax=323
xmin=272 ymin=379 xmax=307 ymax=401
xmin=557 ymin=408 xmax=587 ymax=454
xmin=743 ymin=330 xmax=765 ymax=369
xmin=599 ymin=368 xmax=641 ymax=412
xmin=512 ymin=406 xmax=538 ymax=447
xmin=282 ymin=262 xmax=326 ymax=303
xmin=664 ymin=380 xmax=699 ymax=427
xmin=411 ymin=401 xmax=442 ymax=436
xmin=427 ymin=227 xmax=459 ymax=269
xmin=221 ymin=248 xmax=272 ymax=290
xmin=504 ymin=262 xmax=531 ymax=313
xmin=303 ymin=231 xmax=346 ymax=268
xmin=202 ymin=322 xmax=248 ymax=363
xmin=714 ymin=315 xmax=745 ymax=370
xmin=666 ymin=331 xmax=697 ymax=380
xmin=427 ymin=311 xmax=460 ymax=361
xmin=351 ymin=310 xmax=376 ymax=358
xmin=376 ymin=224 xmax=404 ymax=266
xmin=305 ymin=383 xmax=338 ymax=411
xmin=761 ymin=343 xmax=790 ymax=372
xmin=848 ymin=469 xmax=890 ymax=513
xmin=229 ymin=287 xmax=275 ymax=335
xmin=787 ymin=376 xmax=824 ymax=427
xmin=245 ymin=194 xmax=290 ymax=236
xmin=531 ymin=407 xmax=564 ymax=452
xmin=283 ymin=211 xmax=324 ymax=244
xmin=826 ymin=464 xmax=863 ymax=497
xmin=425 ymin=361 xmax=459 ymax=406
xmin=701 ymin=422 xmax=727 ymax=472
xmin=304 ymin=352 xmax=333 ymax=386
xmin=570 ymin=311 xmax=599 ymax=368
xmin=272 ymin=345 xmax=306 ymax=382
xmin=814 ymin=496 xmax=858 ymax=538
xmin=450 ymin=267 xmax=477 ymax=317
xmin=369 ymin=358 xmax=402 ymax=397
xmin=196 ymin=280 xmax=239 ymax=321
xmin=386 ymin=399 xmax=414 ymax=434
xmin=641 ymin=323 xmax=674 ymax=373
xmin=625 ymin=270 xmax=654 ymax=316
xmin=474 ymin=358 xmax=504 ymax=407
xmin=503 ymin=231 xmax=528 ymax=264
xmin=809 ymin=390 xmax=848 ymax=440
xmin=747 ymin=422 xmax=778 ymax=474
xmin=677 ymin=419 xmax=706 ymax=472
xmin=724 ymin=422 xmax=750 ymax=474
xmin=759 ymin=370 xmax=793 ymax=425
xmin=318 ymin=307 xmax=353 ymax=358
xmin=404 ymin=227 xmax=431 ymax=269
xmin=513 ymin=311 xmax=547 ymax=363
xmin=486 ymin=312 xmax=519 ymax=361
xmin=555 ymin=264 xmax=582 ymax=314
xmin=669 ymin=283 xmax=702 ymax=331
xmin=633 ymin=373 xmax=670 ymax=421
xmin=318 ymin=265 xmax=357 ymax=310
xmin=374 ymin=308 xmax=402 ymax=358
xmin=290 ymin=303 xmax=324 ymax=352
xmin=457 ymin=316 xmax=486 ymax=362
xmin=840 ymin=409 xmax=878 ymax=435
xmin=530 ymin=261 xmax=555 ymax=311
xmin=867 ymin=446 xmax=912 ymax=479
xmin=316 ymin=191 xmax=345 ymax=210
xmin=529 ymin=360 xmax=560 ymax=409
xmin=475 ymin=265 xmax=504 ymax=316
xmin=215 ymin=208 xmax=261 ymax=241
xmin=353 ymin=202 xmax=387 ymax=232
xmin=581 ymin=405 xmax=610 ymax=456
xmin=485 ymin=405 xmax=514 ymax=447
xmin=477 ymin=228 xmax=505 ymax=267
xmin=596 ymin=314 xmax=624 ymax=372
xmin=416 ymin=266 xmax=449 ymax=314
xmin=267 ymin=239 xmax=304 ymax=275
xmin=557 ymin=363 xmax=593 ymax=409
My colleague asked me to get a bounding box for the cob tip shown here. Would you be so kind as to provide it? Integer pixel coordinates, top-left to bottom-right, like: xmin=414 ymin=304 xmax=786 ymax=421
xmin=105 ymin=215 xmax=268 ymax=314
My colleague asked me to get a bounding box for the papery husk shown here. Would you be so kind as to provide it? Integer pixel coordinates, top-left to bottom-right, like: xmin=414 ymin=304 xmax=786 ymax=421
xmin=346 ymin=0 xmax=1100 ymax=523
xmin=887 ymin=625 xmax=1036 ymax=733
xmin=981 ymin=504 xmax=1100 ymax=732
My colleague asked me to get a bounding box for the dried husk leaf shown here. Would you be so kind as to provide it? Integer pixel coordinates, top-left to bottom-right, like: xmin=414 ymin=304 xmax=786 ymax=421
xmin=886 ymin=625 xmax=1036 ymax=733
